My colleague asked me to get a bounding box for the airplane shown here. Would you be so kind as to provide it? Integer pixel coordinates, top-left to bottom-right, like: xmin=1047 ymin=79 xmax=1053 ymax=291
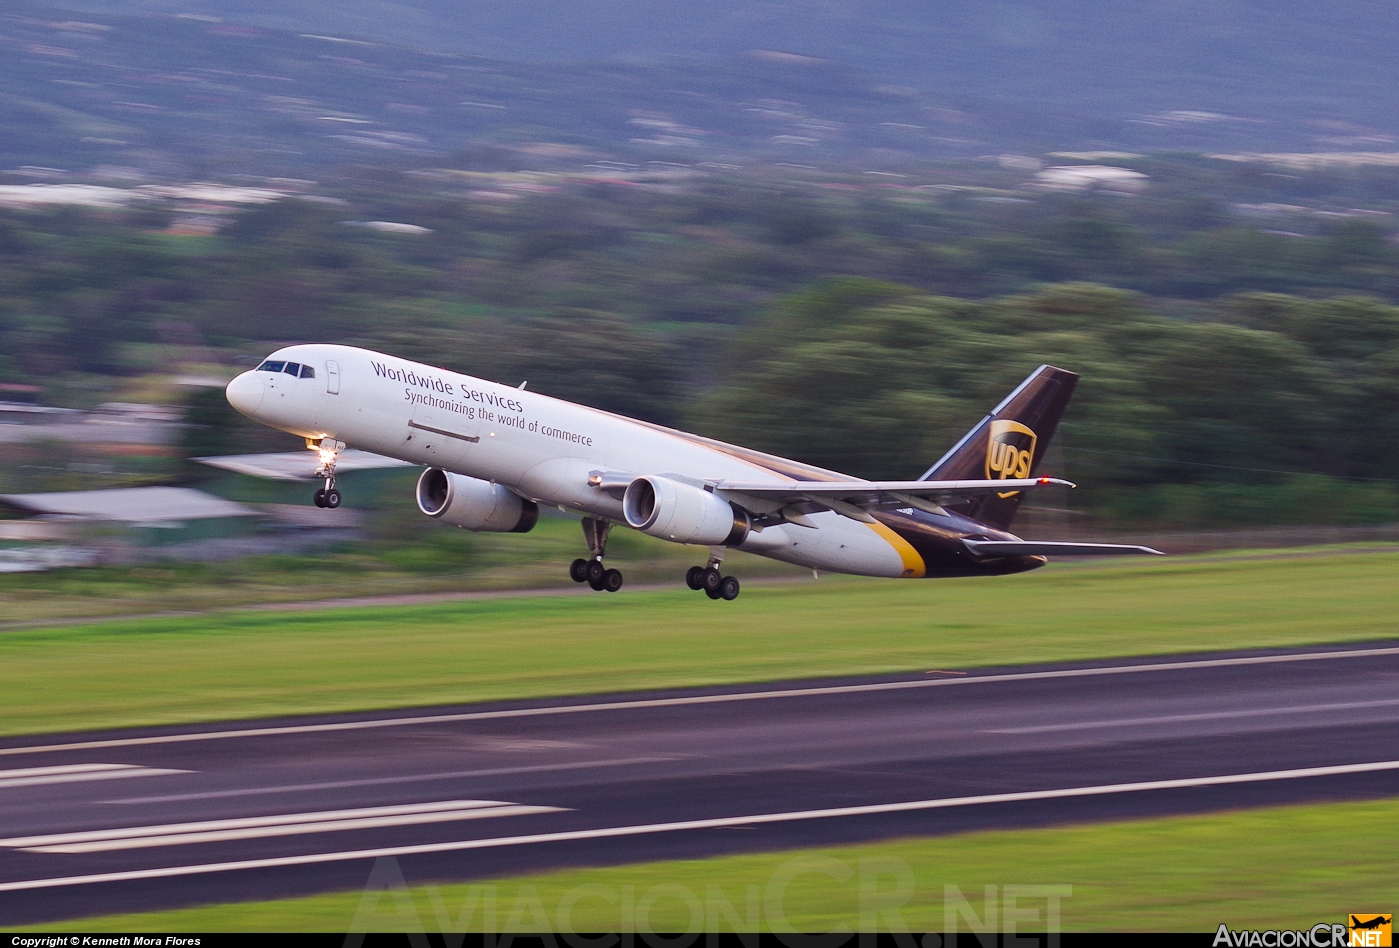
xmin=212 ymin=345 xmax=1161 ymax=601
xmin=1350 ymin=916 xmax=1391 ymax=931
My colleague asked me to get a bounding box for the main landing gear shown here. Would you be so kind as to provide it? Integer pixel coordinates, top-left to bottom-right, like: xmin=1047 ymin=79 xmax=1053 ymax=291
xmin=310 ymin=439 xmax=345 ymax=509
xmin=570 ymin=517 xmax=623 ymax=593
xmin=686 ymin=549 xmax=740 ymax=601
xmin=567 ymin=520 xmax=740 ymax=600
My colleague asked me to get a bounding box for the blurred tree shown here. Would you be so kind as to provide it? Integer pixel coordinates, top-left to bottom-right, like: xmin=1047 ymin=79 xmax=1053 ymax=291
xmin=1177 ymin=228 xmax=1308 ymax=295
xmin=1219 ymin=293 xmax=1399 ymax=478
xmin=222 ymin=198 xmax=345 ymax=250
xmin=1132 ymin=322 xmax=1333 ymax=477
xmin=765 ymin=202 xmax=840 ymax=247
xmin=1320 ymin=219 xmax=1390 ymax=270
xmin=1279 ymin=296 xmax=1399 ymax=361
xmin=491 ymin=309 xmax=682 ymax=425
xmin=0 ymin=217 xmax=29 ymax=255
xmin=1042 ymin=213 xmax=1143 ymax=279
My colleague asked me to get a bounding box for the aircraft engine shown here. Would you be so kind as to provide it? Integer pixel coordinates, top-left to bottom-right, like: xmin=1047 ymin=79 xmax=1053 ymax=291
xmin=416 ymin=468 xmax=539 ymax=533
xmin=622 ymin=475 xmax=749 ymax=546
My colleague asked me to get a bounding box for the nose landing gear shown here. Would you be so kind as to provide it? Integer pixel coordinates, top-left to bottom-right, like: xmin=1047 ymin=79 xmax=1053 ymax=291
xmin=310 ymin=439 xmax=345 ymax=508
xmin=570 ymin=517 xmax=623 ymax=592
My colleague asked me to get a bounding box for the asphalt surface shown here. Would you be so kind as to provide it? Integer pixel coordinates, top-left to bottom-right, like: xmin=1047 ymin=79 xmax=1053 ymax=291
xmin=2 ymin=640 xmax=1398 ymax=925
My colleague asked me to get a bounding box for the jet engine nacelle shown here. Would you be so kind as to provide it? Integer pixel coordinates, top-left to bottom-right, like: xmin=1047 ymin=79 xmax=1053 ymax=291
xmin=416 ymin=468 xmax=539 ymax=533
xmin=622 ymin=475 xmax=749 ymax=546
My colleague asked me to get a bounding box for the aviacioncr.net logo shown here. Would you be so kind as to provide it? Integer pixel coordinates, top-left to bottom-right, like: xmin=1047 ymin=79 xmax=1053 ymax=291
xmin=986 ymin=419 xmax=1037 ymax=497
xmin=1349 ymin=914 xmax=1392 ymax=947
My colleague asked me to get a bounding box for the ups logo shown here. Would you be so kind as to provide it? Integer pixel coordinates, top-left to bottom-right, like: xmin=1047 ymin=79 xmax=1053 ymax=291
xmin=986 ymin=419 xmax=1037 ymax=497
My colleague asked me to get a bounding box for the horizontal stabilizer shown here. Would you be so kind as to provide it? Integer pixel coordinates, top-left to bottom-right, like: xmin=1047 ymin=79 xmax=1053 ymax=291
xmin=193 ymin=450 xmax=415 ymax=480
xmin=963 ymin=539 xmax=1164 ymax=557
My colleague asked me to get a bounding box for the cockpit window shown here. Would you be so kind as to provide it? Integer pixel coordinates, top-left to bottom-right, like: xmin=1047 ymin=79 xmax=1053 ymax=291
xmin=283 ymin=362 xmax=302 ymax=376
xmin=257 ymin=361 xmax=285 ymax=373
xmin=299 ymin=364 xmax=316 ymax=378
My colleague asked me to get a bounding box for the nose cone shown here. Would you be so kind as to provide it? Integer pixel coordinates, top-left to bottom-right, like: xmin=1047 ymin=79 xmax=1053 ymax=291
xmin=226 ymin=371 xmax=265 ymax=417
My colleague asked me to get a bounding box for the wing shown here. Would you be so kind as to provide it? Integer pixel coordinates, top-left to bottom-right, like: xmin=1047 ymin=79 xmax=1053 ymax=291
xmin=715 ymin=477 xmax=1074 ymax=523
xmin=963 ymin=539 xmax=1164 ymax=557
xmin=193 ymin=449 xmax=415 ymax=481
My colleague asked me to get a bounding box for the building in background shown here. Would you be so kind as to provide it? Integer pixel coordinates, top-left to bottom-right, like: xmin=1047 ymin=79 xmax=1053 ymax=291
xmin=0 ymin=487 xmax=364 ymax=571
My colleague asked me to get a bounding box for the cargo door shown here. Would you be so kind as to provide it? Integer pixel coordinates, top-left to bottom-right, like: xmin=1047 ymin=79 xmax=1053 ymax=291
xmin=409 ymin=390 xmax=480 ymax=468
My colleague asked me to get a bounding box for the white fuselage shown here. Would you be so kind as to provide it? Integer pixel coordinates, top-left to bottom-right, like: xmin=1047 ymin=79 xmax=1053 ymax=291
xmin=227 ymin=344 xmax=920 ymax=578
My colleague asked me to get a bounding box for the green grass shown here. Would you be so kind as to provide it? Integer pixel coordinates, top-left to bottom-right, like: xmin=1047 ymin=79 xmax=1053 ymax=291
xmin=27 ymin=796 xmax=1399 ymax=932
xmin=2 ymin=548 xmax=1398 ymax=737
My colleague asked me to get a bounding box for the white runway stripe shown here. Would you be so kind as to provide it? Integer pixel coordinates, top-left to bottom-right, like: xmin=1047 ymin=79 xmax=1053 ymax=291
xmin=990 ymin=697 xmax=1399 ymax=734
xmin=2 ymin=759 xmax=1396 ymax=892
xmin=0 ymin=799 xmax=565 ymax=854
xmin=2 ymin=645 xmax=1397 ymax=759
xmin=0 ymin=763 xmax=188 ymax=789
xmin=990 ymin=693 xmax=1399 ymax=738
xmin=105 ymin=755 xmax=677 ymax=805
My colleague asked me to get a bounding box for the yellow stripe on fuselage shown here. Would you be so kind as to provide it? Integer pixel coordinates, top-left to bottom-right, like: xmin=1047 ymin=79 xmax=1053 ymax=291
xmin=867 ymin=521 xmax=926 ymax=578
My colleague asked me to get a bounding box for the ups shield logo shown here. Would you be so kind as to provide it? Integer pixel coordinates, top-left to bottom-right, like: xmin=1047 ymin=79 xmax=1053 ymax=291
xmin=986 ymin=420 xmax=1037 ymax=497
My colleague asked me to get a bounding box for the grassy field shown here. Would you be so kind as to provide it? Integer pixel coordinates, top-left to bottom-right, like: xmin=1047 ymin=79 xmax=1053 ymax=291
xmin=28 ymin=796 xmax=1399 ymax=932
xmin=2 ymin=547 xmax=1397 ymax=737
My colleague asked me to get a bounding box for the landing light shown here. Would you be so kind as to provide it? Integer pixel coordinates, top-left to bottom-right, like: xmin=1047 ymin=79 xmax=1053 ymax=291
xmin=306 ymin=437 xmax=342 ymax=466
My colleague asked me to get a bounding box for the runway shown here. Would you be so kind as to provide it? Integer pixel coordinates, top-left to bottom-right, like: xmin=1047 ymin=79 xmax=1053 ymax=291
xmin=2 ymin=641 xmax=1398 ymax=925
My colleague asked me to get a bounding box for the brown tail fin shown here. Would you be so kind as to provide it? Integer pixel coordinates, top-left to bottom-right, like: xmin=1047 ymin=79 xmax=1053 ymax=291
xmin=920 ymin=365 xmax=1079 ymax=531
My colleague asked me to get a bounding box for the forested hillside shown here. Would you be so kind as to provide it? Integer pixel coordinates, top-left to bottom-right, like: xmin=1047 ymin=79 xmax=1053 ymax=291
xmin=6 ymin=0 xmax=1399 ymax=179
xmin=4 ymin=159 xmax=1399 ymax=526
xmin=0 ymin=4 xmax=1122 ymax=174
xmin=48 ymin=0 xmax=1399 ymax=137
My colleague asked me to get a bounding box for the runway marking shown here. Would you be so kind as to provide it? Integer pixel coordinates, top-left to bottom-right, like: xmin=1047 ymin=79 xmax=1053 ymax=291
xmin=990 ymin=697 xmax=1399 ymax=734
xmin=0 ymin=763 xmax=188 ymax=789
xmin=0 ymin=799 xmax=565 ymax=854
xmin=2 ymin=759 xmax=1398 ymax=892
xmin=2 ymin=644 xmax=1398 ymax=759
xmin=103 ymin=756 xmax=677 ymax=805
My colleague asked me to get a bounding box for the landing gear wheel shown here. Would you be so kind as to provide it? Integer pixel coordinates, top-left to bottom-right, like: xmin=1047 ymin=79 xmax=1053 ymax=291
xmin=705 ymin=584 xmax=723 ymax=600
xmin=586 ymin=559 xmax=606 ymax=585
xmin=578 ymin=520 xmax=616 ymax=593
xmin=323 ymin=488 xmax=341 ymax=509
xmin=313 ymin=488 xmax=327 ymax=508
xmin=719 ymin=575 xmax=740 ymax=601
xmin=685 ymin=566 xmax=705 ymax=590
xmin=701 ymin=567 xmax=723 ymax=594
